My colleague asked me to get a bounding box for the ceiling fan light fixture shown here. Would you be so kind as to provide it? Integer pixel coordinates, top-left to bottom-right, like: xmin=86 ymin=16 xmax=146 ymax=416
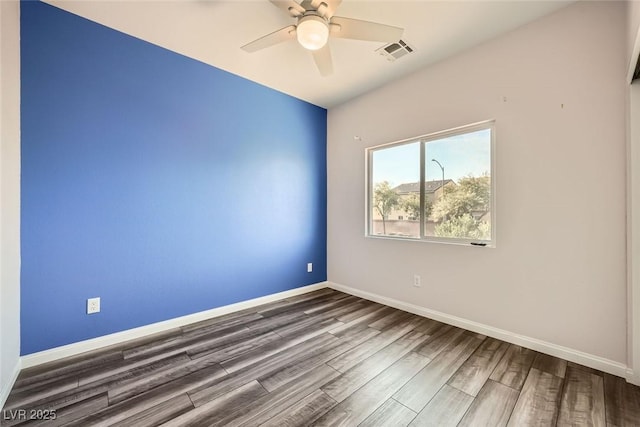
xmin=296 ymin=15 xmax=329 ymax=51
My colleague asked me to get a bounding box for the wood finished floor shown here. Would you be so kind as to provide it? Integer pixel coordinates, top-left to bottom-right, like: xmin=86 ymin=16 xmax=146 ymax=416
xmin=2 ymin=288 xmax=639 ymax=426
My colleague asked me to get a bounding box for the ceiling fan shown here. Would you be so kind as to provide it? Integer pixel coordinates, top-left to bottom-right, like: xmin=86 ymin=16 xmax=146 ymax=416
xmin=241 ymin=0 xmax=404 ymax=76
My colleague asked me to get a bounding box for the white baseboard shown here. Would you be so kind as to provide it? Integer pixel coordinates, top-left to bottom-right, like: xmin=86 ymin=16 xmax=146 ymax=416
xmin=627 ymin=368 xmax=640 ymax=386
xmin=328 ymin=281 xmax=631 ymax=380
xmin=21 ymin=282 xmax=328 ymax=369
xmin=0 ymin=358 xmax=21 ymax=410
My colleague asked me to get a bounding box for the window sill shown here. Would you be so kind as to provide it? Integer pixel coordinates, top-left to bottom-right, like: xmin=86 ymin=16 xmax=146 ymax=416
xmin=365 ymin=234 xmax=495 ymax=248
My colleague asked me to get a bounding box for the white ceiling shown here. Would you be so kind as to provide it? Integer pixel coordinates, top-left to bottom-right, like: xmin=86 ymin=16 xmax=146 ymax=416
xmin=44 ymin=0 xmax=574 ymax=108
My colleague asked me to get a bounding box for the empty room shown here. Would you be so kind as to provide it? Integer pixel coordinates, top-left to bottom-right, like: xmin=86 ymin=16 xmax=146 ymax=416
xmin=1 ymin=0 xmax=640 ymax=425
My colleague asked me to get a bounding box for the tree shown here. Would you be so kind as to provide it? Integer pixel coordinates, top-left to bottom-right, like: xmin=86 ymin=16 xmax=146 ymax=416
xmin=402 ymin=193 xmax=432 ymax=221
xmin=457 ymin=174 xmax=490 ymax=211
xmin=431 ymin=174 xmax=491 ymax=239
xmin=373 ymin=181 xmax=400 ymax=234
xmin=431 ymin=174 xmax=490 ymax=222
xmin=435 ymin=214 xmax=490 ymax=240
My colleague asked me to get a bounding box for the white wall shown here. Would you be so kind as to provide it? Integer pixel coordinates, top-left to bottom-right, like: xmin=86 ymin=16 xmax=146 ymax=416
xmin=0 ymin=0 xmax=21 ymax=408
xmin=627 ymin=1 xmax=640 ymax=386
xmin=629 ymin=81 xmax=640 ymax=384
xmin=328 ymin=1 xmax=628 ymax=365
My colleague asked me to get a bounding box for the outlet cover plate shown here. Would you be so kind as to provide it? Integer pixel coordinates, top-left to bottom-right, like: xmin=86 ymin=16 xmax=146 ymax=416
xmin=87 ymin=297 xmax=100 ymax=314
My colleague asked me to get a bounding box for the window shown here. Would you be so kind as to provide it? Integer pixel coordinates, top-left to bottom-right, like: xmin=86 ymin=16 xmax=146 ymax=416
xmin=366 ymin=121 xmax=495 ymax=246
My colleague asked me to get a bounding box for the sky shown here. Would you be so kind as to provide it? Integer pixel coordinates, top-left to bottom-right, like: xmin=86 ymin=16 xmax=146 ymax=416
xmin=371 ymin=128 xmax=491 ymax=187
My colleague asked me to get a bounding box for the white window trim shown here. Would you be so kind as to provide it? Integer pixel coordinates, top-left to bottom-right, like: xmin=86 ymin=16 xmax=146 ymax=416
xmin=365 ymin=120 xmax=496 ymax=248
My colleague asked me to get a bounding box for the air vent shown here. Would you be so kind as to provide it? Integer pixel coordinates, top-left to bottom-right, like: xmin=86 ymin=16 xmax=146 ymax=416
xmin=376 ymin=39 xmax=415 ymax=62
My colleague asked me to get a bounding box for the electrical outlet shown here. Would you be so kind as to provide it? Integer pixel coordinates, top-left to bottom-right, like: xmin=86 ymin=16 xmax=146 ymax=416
xmin=413 ymin=275 xmax=421 ymax=287
xmin=307 ymin=263 xmax=313 ymax=273
xmin=87 ymin=297 xmax=100 ymax=314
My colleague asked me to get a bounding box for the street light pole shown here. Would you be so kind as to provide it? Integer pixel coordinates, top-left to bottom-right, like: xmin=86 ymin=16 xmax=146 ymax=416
xmin=432 ymin=159 xmax=446 ymax=222
xmin=431 ymin=158 xmax=445 ymax=200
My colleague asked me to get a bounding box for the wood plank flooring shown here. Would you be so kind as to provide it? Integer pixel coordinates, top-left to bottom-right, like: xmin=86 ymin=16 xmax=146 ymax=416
xmin=2 ymin=288 xmax=639 ymax=426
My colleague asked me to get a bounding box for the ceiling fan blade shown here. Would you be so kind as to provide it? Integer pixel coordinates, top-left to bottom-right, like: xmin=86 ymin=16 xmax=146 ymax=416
xmin=330 ymin=16 xmax=403 ymax=42
xmin=312 ymin=44 xmax=333 ymax=76
xmin=311 ymin=0 xmax=342 ymax=18
xmin=241 ymin=25 xmax=297 ymax=53
xmin=269 ymin=0 xmax=305 ymax=17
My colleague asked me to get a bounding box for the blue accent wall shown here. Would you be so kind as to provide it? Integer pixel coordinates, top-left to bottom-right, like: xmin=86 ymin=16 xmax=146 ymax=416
xmin=20 ymin=1 xmax=327 ymax=355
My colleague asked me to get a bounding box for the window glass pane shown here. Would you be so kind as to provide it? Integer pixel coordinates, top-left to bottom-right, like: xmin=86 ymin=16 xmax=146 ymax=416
xmin=425 ymin=128 xmax=492 ymax=241
xmin=371 ymin=141 xmax=420 ymax=238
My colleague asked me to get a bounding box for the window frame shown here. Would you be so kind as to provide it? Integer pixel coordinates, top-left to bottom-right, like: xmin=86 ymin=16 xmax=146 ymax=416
xmin=365 ymin=120 xmax=496 ymax=247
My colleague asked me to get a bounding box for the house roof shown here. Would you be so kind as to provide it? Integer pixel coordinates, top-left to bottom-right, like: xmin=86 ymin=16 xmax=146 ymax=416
xmin=393 ymin=180 xmax=455 ymax=194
